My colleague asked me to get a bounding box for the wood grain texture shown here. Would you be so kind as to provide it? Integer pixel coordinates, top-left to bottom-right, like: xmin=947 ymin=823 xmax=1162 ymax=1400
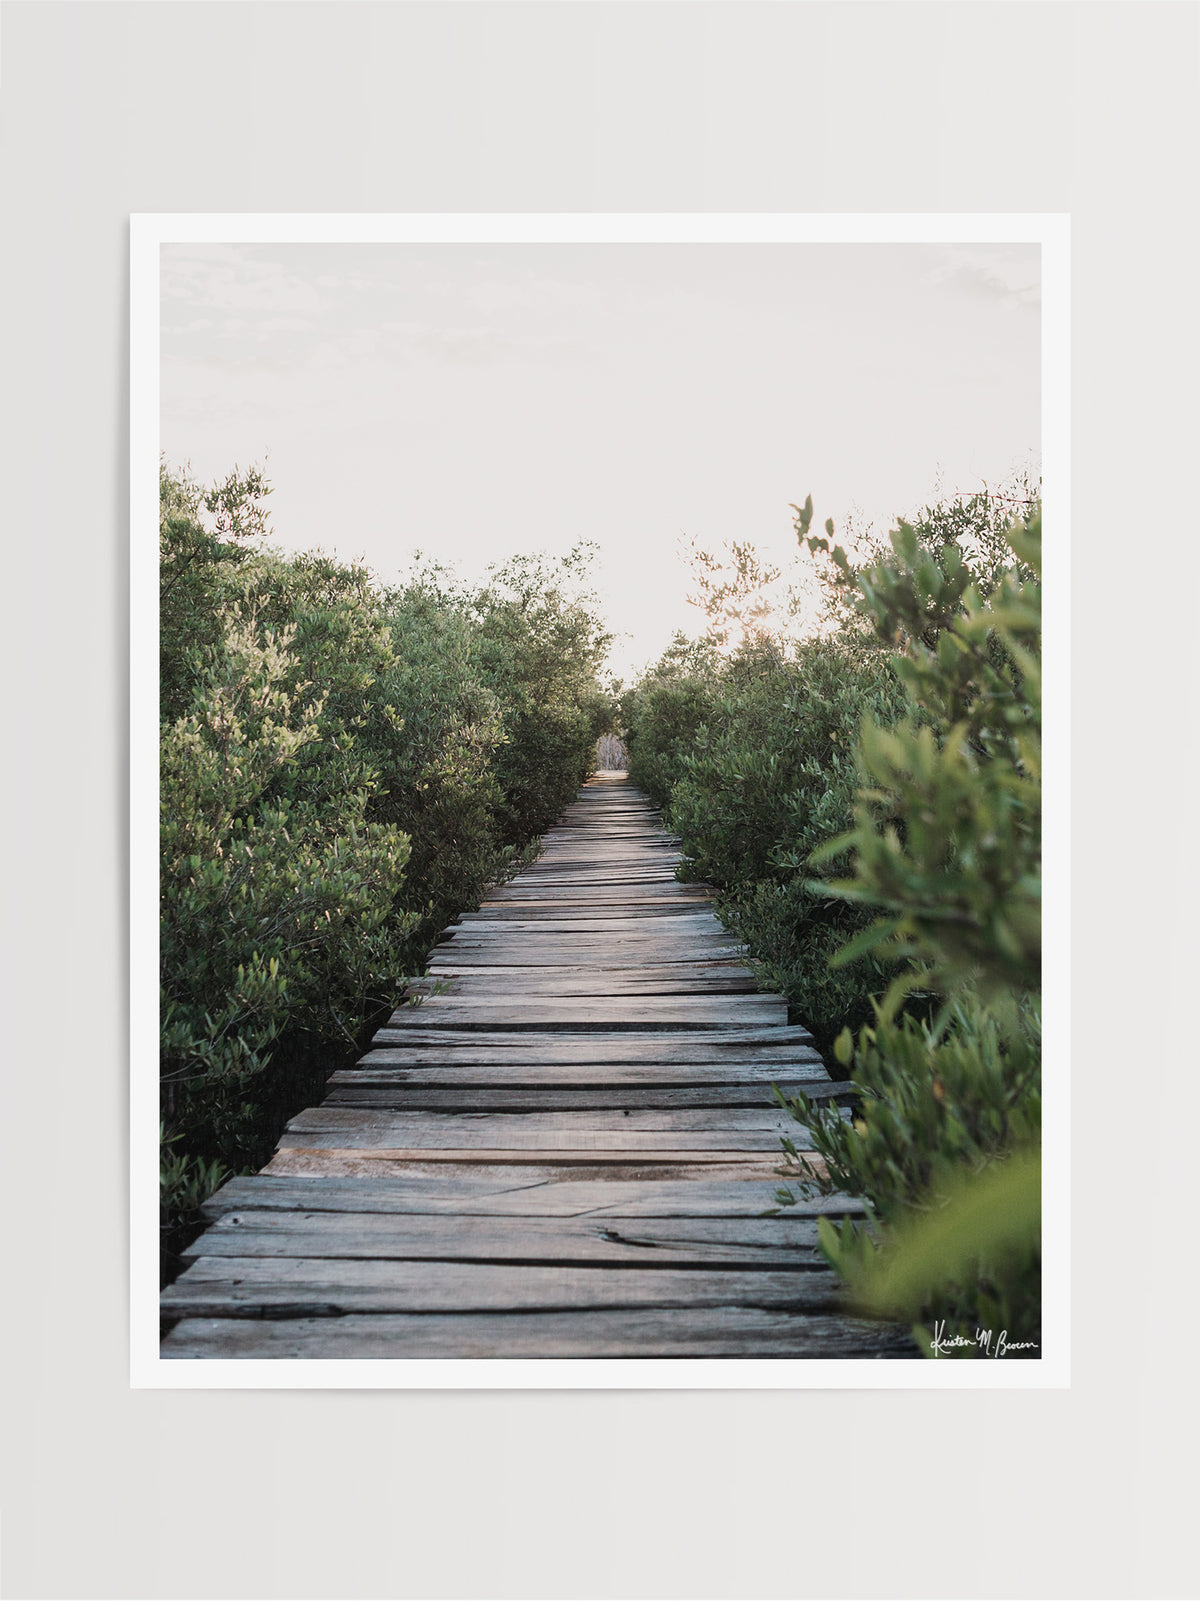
xmin=360 ymin=1030 xmax=819 ymax=1063
xmin=166 ymin=772 xmax=901 ymax=1359
xmin=161 ymin=1257 xmax=850 ymax=1317
xmin=409 ymin=964 xmax=760 ymax=994
xmin=260 ymin=1150 xmax=798 ymax=1181
xmin=162 ymin=1310 xmax=916 ymax=1359
xmin=182 ymin=1210 xmax=831 ymax=1266
xmin=322 ymin=1082 xmax=856 ymax=1112
xmin=284 ymin=1107 xmax=827 ymax=1134
xmin=201 ymin=1172 xmax=864 ymax=1220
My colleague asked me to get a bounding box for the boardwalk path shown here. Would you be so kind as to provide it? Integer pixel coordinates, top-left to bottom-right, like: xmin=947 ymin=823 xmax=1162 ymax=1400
xmin=162 ymin=773 xmax=911 ymax=1358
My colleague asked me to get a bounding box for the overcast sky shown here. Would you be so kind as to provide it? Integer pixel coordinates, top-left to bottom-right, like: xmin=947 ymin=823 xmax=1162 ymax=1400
xmin=161 ymin=241 xmax=1040 ymax=678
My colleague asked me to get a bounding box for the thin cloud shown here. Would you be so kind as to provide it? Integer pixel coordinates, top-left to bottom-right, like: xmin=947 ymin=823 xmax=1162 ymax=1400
xmin=927 ymin=245 xmax=1041 ymax=309
xmin=163 ymin=246 xmax=326 ymax=317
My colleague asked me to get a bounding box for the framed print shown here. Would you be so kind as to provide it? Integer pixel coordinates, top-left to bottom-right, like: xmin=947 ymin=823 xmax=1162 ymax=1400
xmin=132 ymin=213 xmax=1068 ymax=1387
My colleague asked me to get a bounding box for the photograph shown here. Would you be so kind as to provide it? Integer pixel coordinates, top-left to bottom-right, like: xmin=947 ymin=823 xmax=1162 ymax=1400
xmin=10 ymin=0 xmax=1199 ymax=1592
xmin=135 ymin=216 xmax=1060 ymax=1379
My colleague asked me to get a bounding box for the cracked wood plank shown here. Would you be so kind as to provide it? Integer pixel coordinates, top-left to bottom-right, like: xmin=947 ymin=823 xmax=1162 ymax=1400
xmin=201 ymin=1173 xmax=857 ymax=1219
xmin=181 ymin=1211 xmax=831 ymax=1267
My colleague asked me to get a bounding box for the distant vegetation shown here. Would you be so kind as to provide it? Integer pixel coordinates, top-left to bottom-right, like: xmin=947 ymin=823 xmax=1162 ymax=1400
xmin=158 ymin=461 xmax=615 ymax=1272
xmin=621 ymin=477 xmax=1042 ymax=1355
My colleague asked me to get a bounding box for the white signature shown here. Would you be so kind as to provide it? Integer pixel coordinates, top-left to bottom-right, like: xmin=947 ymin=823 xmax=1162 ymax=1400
xmin=929 ymin=1319 xmax=1039 ymax=1359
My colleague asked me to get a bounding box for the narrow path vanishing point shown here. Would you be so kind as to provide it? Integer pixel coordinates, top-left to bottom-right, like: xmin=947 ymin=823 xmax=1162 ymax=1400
xmin=161 ymin=772 xmax=912 ymax=1358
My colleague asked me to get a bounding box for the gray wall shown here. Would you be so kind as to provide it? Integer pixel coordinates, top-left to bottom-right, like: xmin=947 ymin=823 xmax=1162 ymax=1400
xmin=2 ymin=5 xmax=1197 ymax=1599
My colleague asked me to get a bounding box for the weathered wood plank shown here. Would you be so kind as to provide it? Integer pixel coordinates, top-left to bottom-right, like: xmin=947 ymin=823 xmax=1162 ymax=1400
xmin=286 ymin=1107 xmax=820 ymax=1135
xmin=382 ymin=995 xmax=789 ymax=1031
xmin=266 ymin=1150 xmax=797 ymax=1177
xmin=279 ymin=1108 xmax=827 ymax=1152
xmin=323 ymin=1082 xmax=855 ymax=1111
xmin=360 ymin=1026 xmax=817 ymax=1060
xmin=409 ymin=964 xmax=760 ymax=995
xmin=161 ymin=1309 xmax=915 ymax=1359
xmin=495 ymin=864 xmax=685 ymax=878
xmin=516 ymin=865 xmax=683 ymax=874
xmin=161 ymin=1257 xmax=849 ymax=1317
xmin=454 ymin=915 xmax=729 ymax=928
xmin=182 ymin=1210 xmax=831 ymax=1267
xmin=480 ymin=888 xmax=712 ymax=905
xmin=439 ymin=914 xmax=724 ymax=926
xmin=428 ymin=944 xmax=747 ymax=967
xmin=432 ymin=931 xmax=742 ymax=947
xmin=202 ymin=1173 xmax=855 ymax=1219
xmin=354 ymin=1059 xmax=822 ymax=1085
xmin=347 ymin=1071 xmax=824 ymax=1096
xmin=277 ymin=1133 xmax=808 ymax=1154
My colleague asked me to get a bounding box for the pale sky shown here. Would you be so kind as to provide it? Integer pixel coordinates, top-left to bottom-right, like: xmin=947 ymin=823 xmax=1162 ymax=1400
xmin=161 ymin=242 xmax=1040 ymax=679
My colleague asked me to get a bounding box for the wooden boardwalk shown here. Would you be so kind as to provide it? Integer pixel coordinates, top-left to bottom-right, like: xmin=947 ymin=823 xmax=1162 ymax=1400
xmin=161 ymin=772 xmax=912 ymax=1359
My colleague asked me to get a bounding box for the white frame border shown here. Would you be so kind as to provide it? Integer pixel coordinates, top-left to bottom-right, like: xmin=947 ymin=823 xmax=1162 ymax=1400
xmin=132 ymin=212 xmax=1069 ymax=1390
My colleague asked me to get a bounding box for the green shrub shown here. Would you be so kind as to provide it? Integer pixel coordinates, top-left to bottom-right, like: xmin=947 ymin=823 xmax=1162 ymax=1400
xmin=781 ymin=505 xmax=1043 ymax=1354
xmin=622 ymin=633 xmax=719 ymax=809
xmin=470 ymin=545 xmax=616 ymax=842
xmin=727 ymin=881 xmax=897 ymax=1051
xmin=159 ymin=581 xmax=414 ymax=1164
xmin=671 ymin=638 xmax=908 ymax=1045
xmin=809 ymin=513 xmax=1041 ymax=1004
xmin=159 ymin=459 xmax=273 ymax=723
xmin=780 ymin=1000 xmax=1040 ymax=1223
xmin=361 ymin=576 xmax=509 ymax=958
xmin=158 ymin=465 xmax=616 ymax=1271
xmin=622 ymin=630 xmax=907 ymax=1050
